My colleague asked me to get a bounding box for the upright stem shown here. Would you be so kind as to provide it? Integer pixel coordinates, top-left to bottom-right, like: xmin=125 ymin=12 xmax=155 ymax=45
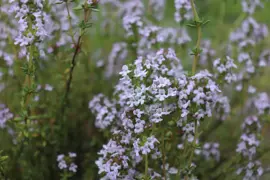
xmin=24 ymin=46 xmax=34 ymax=110
xmin=192 ymin=25 xmax=202 ymax=75
xmin=61 ymin=35 xmax=82 ymax=116
xmin=65 ymin=0 xmax=76 ymax=45
xmin=190 ymin=0 xmax=199 ymax=22
xmin=162 ymin=131 xmax=167 ymax=180
xmin=189 ymin=0 xmax=201 ymax=161
xmin=144 ymin=154 xmax=148 ymax=179
xmin=188 ymin=120 xmax=198 ymax=166
xmin=186 ymin=1 xmax=202 ymax=179
xmin=190 ymin=0 xmax=202 ymax=75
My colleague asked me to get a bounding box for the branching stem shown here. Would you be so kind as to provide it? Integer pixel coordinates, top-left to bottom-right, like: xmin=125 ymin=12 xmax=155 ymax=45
xmin=61 ymin=35 xmax=82 ymax=116
xmin=61 ymin=1 xmax=92 ymax=116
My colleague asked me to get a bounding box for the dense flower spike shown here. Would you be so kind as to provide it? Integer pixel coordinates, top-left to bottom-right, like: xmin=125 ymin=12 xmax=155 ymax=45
xmin=236 ymin=92 xmax=270 ymax=179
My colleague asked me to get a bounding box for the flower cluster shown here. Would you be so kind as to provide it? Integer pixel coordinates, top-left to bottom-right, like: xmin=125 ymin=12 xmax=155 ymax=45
xmin=57 ymin=152 xmax=78 ymax=173
xmin=137 ymin=26 xmax=191 ymax=56
xmin=241 ymin=0 xmax=263 ymax=14
xmin=10 ymin=0 xmax=47 ymax=47
xmin=236 ymin=160 xmax=263 ymax=180
xmin=229 ymin=6 xmax=269 ymax=92
xmin=95 ymin=140 xmax=130 ymax=180
xmin=196 ymin=142 xmax=220 ymax=161
xmin=174 ymin=0 xmax=192 ymax=23
xmin=236 ymin=92 xmax=270 ymax=179
xmin=213 ymin=56 xmax=237 ymax=84
xmin=114 ymin=48 xmax=182 ymax=108
xmin=259 ymin=49 xmax=270 ymax=67
xmin=92 ymin=49 xmax=182 ymax=179
xmin=90 ymin=47 xmax=225 ymax=179
xmin=253 ymin=92 xmax=270 ymax=115
xmin=0 ymin=104 xmax=13 ymax=129
xmin=89 ymin=94 xmax=118 ymax=129
xmin=96 ymin=0 xmax=192 ymax=78
xmin=149 ymin=0 xmax=166 ymax=21
xmin=177 ymin=70 xmax=222 ymax=141
xmin=34 ymin=84 xmax=54 ymax=102
xmin=105 ymin=42 xmax=128 ymax=77
xmin=123 ymin=15 xmax=143 ymax=37
xmin=237 ymin=116 xmax=261 ymax=159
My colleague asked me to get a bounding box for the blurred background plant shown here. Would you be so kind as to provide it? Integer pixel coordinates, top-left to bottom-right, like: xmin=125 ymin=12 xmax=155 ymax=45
xmin=0 ymin=0 xmax=270 ymax=179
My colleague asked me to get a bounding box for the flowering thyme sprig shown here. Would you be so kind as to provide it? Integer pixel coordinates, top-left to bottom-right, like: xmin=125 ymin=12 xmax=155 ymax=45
xmin=185 ymin=0 xmax=209 ymax=176
xmin=57 ymin=152 xmax=78 ymax=180
xmin=11 ymin=0 xmax=45 ymax=141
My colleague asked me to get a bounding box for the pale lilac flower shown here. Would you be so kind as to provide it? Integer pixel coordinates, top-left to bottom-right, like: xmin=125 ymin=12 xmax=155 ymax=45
xmin=149 ymin=0 xmax=166 ymax=21
xmin=174 ymin=0 xmax=192 ymax=22
xmin=0 ymin=105 xmax=13 ymax=128
xmin=69 ymin=163 xmax=78 ymax=173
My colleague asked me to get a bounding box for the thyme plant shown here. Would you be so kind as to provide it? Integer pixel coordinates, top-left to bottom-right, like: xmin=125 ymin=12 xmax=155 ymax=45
xmin=0 ymin=0 xmax=270 ymax=179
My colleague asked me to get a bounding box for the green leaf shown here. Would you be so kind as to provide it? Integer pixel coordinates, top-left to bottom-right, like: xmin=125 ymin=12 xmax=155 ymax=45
xmin=166 ymin=131 xmax=173 ymax=137
xmin=23 ymin=130 xmax=29 ymax=138
xmin=73 ymin=5 xmax=83 ymax=11
xmin=91 ymin=8 xmax=99 ymax=12
xmin=54 ymin=1 xmax=64 ymax=5
xmin=0 ymin=156 xmax=8 ymax=163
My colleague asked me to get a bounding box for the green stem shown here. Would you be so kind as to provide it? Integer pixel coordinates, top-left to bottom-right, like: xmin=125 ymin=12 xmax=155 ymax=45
xmin=188 ymin=1 xmax=201 ymax=172
xmin=192 ymin=25 xmax=202 ymax=75
xmin=145 ymin=154 xmax=148 ymax=179
xmin=188 ymin=120 xmax=198 ymax=166
xmin=65 ymin=0 xmax=76 ymax=45
xmin=184 ymin=121 xmax=198 ymax=180
xmin=190 ymin=0 xmax=202 ymax=75
xmin=162 ymin=131 xmax=167 ymax=180
xmin=190 ymin=0 xmax=199 ymax=21
xmin=60 ymin=0 xmax=92 ymax=117
xmin=189 ymin=1 xmax=201 ymax=170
